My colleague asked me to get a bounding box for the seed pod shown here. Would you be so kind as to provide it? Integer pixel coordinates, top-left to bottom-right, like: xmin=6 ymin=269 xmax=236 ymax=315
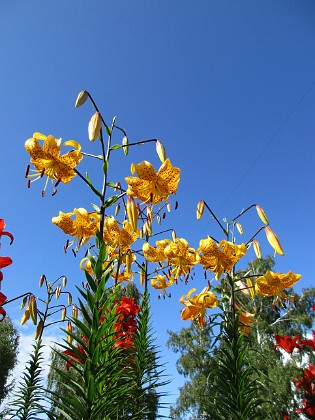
xmin=252 ymin=239 xmax=262 ymax=259
xmin=196 ymin=200 xmax=205 ymax=220
xmin=75 ymin=90 xmax=88 ymax=107
xmin=156 ymin=140 xmax=166 ymax=163
xmin=88 ymin=112 xmax=102 ymax=141
xmin=265 ymin=226 xmax=284 ymax=256
xmin=256 ymin=205 xmax=269 ymax=225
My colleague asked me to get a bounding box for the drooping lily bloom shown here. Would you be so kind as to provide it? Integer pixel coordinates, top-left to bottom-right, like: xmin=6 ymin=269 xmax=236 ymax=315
xmin=64 ymin=336 xmax=88 ymax=371
xmin=294 ymin=364 xmax=315 ymax=415
xmin=0 ymin=292 xmax=7 ymax=321
xmin=125 ymin=159 xmax=180 ymax=204
xmin=239 ymin=310 xmax=255 ymax=336
xmin=197 ymin=237 xmax=247 ymax=279
xmin=274 ymin=334 xmax=301 ymax=354
xmin=143 ymin=239 xmax=170 ymax=263
xmin=25 ymin=132 xmax=82 ymax=189
xmin=255 ymin=271 xmax=301 ymax=297
xmin=300 ymin=330 xmax=315 ymax=351
xmin=103 ymin=217 xmax=138 ymax=251
xmin=150 ymin=274 xmax=175 ymax=293
xmin=164 ymin=238 xmax=197 ymax=279
xmin=180 ymin=287 xmax=218 ymax=329
xmin=52 ymin=208 xmax=100 ymax=246
xmin=0 ymin=219 xmax=14 ymax=245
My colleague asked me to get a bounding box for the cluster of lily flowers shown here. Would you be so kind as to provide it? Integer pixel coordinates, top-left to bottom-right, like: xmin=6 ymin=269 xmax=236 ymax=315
xmin=23 ymin=127 xmax=303 ymax=332
xmin=274 ymin=316 xmax=315 ymax=417
xmin=0 ymin=219 xmax=14 ymax=320
xmin=65 ymin=297 xmax=140 ymax=370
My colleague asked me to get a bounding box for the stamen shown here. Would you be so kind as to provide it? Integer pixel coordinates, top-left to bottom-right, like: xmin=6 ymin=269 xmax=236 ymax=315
xmin=52 ymin=189 xmax=57 ymax=196
xmin=25 ymin=165 xmax=30 ymax=177
xmin=40 ymin=168 xmax=45 ymax=178
xmin=41 ymin=190 xmax=45 ymax=197
xmin=72 ymin=249 xmax=76 ymax=257
xmin=27 ymin=180 xmax=31 ymax=189
xmin=175 ymin=201 xmax=178 ymax=210
xmin=55 ymin=179 xmax=61 ymax=188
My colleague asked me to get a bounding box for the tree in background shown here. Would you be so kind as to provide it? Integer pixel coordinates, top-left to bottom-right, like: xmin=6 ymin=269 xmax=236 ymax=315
xmin=0 ymin=316 xmax=19 ymax=405
xmin=167 ymin=257 xmax=315 ymax=419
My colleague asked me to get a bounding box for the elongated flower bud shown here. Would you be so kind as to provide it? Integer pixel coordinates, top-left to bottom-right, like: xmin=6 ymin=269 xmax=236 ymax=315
xmin=130 ymin=163 xmax=136 ymax=175
xmin=196 ymin=200 xmax=205 ymax=220
xmin=72 ymin=304 xmax=78 ymax=319
xmin=61 ymin=307 xmax=67 ymax=321
xmin=167 ymin=203 xmax=171 ymax=212
xmin=35 ymin=319 xmax=44 ymax=340
xmin=39 ymin=275 xmax=45 ymax=287
xmin=156 ymin=140 xmax=166 ymax=163
xmin=75 ymin=90 xmax=88 ymax=107
xmin=67 ymin=321 xmax=73 ymax=344
xmin=246 ymin=278 xmax=255 ymax=299
xmin=115 ymin=203 xmax=121 ymax=217
xmin=256 ymin=205 xmax=269 ymax=225
xmin=122 ymin=136 xmax=129 ymax=156
xmin=127 ymin=196 xmax=138 ymax=232
xmin=20 ymin=296 xmax=28 ymax=309
xmin=125 ymin=250 xmax=132 ymax=274
xmin=55 ymin=285 xmax=61 ymax=300
xmin=253 ymin=239 xmax=262 ymax=259
xmin=68 ymin=293 xmax=72 ymax=305
xmin=146 ymin=206 xmax=153 ymax=223
xmin=62 ymin=276 xmax=67 ymax=287
xmin=20 ymin=307 xmax=30 ymax=326
xmin=140 ymin=263 xmax=146 ymax=286
xmin=156 ymin=214 xmax=161 ymax=224
xmin=88 ymin=112 xmax=102 ymax=141
xmin=172 ymin=230 xmax=177 ymax=242
xmin=265 ymin=226 xmax=284 ymax=256
xmin=29 ymin=294 xmax=37 ymax=325
xmin=235 ymin=222 xmax=243 ymax=235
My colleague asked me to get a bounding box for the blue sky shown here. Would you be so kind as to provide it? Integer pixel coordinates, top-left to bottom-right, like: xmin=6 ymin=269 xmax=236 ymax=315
xmin=1 ymin=0 xmax=315 ymax=416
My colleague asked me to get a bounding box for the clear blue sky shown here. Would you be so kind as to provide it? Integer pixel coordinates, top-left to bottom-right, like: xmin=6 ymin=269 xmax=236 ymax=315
xmin=1 ymin=1 xmax=315 ymax=416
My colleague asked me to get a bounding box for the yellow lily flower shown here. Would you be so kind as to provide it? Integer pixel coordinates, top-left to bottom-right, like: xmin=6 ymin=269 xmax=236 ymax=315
xmin=143 ymin=239 xmax=171 ymax=263
xmin=197 ymin=237 xmax=247 ymax=279
xmin=125 ymin=159 xmax=180 ymax=204
xmin=25 ymin=133 xmax=82 ymax=189
xmin=180 ymin=287 xmax=218 ymax=329
xmin=103 ymin=216 xmax=138 ymax=251
xmin=239 ymin=310 xmax=255 ymax=336
xmin=150 ymin=274 xmax=175 ymax=292
xmin=255 ymin=270 xmax=301 ymax=297
xmin=112 ymin=269 xmax=134 ymax=283
xmin=52 ymin=208 xmax=99 ymax=246
xmin=164 ymin=238 xmax=197 ymax=279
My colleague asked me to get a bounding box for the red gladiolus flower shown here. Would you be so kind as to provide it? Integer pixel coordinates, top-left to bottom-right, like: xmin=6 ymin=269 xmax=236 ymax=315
xmin=0 ymin=292 xmax=7 ymax=321
xmin=274 ymin=334 xmax=302 ymax=354
xmin=300 ymin=330 xmax=315 ymax=352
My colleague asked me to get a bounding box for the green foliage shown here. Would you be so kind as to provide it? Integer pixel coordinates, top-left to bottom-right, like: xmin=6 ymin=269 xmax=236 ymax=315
xmin=0 ymin=316 xmax=19 ymax=405
xmin=8 ymin=339 xmax=51 ymax=419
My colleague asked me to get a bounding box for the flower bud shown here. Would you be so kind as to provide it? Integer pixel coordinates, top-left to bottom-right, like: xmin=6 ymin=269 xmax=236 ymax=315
xmin=61 ymin=307 xmax=67 ymax=321
xmin=246 ymin=278 xmax=255 ymax=299
xmin=62 ymin=276 xmax=67 ymax=287
xmin=146 ymin=206 xmax=153 ymax=223
xmin=172 ymin=230 xmax=176 ymax=242
xmin=72 ymin=305 xmax=78 ymax=319
xmin=35 ymin=319 xmax=44 ymax=340
xmin=67 ymin=321 xmax=73 ymax=344
xmin=130 ymin=163 xmax=136 ymax=175
xmin=156 ymin=214 xmax=161 ymax=224
xmin=115 ymin=203 xmax=121 ymax=217
xmin=55 ymin=285 xmax=61 ymax=300
xmin=127 ymin=196 xmax=138 ymax=232
xmin=156 ymin=140 xmax=166 ymax=163
xmin=68 ymin=293 xmax=72 ymax=306
xmin=167 ymin=203 xmax=171 ymax=212
xmin=75 ymin=90 xmax=88 ymax=107
xmin=122 ymin=136 xmax=129 ymax=156
xmin=29 ymin=294 xmax=38 ymax=325
xmin=265 ymin=226 xmax=284 ymax=256
xmin=20 ymin=296 xmax=28 ymax=309
xmin=140 ymin=264 xmax=146 ymax=286
xmin=20 ymin=307 xmax=30 ymax=326
xmin=235 ymin=222 xmax=243 ymax=235
xmin=125 ymin=250 xmax=132 ymax=274
xmin=88 ymin=112 xmax=102 ymax=141
xmin=39 ymin=275 xmax=45 ymax=287
xmin=196 ymin=200 xmax=205 ymax=220
xmin=256 ymin=205 xmax=269 ymax=225
xmin=252 ymin=239 xmax=262 ymax=259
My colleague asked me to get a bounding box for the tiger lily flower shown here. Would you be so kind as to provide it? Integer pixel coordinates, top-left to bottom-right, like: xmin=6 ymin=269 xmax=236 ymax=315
xmin=150 ymin=274 xmax=175 ymax=292
xmin=197 ymin=237 xmax=247 ymax=279
xmin=125 ymin=159 xmax=180 ymax=204
xmin=180 ymin=287 xmax=218 ymax=329
xmin=142 ymin=239 xmax=170 ymax=263
xmin=274 ymin=334 xmax=301 ymax=354
xmin=25 ymin=132 xmax=82 ymax=191
xmin=52 ymin=208 xmax=100 ymax=247
xmin=0 ymin=292 xmax=7 ymax=321
xmin=164 ymin=238 xmax=197 ymax=279
xmin=103 ymin=217 xmax=138 ymax=251
xmin=255 ymin=270 xmax=301 ymax=297
xmin=239 ymin=310 xmax=255 ymax=336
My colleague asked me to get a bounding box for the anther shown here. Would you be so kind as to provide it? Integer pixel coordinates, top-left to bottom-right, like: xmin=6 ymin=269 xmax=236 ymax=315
xmin=25 ymin=165 xmax=30 ymax=178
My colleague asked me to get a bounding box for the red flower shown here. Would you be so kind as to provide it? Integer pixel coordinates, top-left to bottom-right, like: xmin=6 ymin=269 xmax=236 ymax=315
xmin=63 ymin=336 xmax=88 ymax=371
xmin=0 ymin=219 xmax=14 ymax=245
xmin=312 ymin=304 xmax=315 ymax=311
xmin=274 ymin=334 xmax=302 ymax=354
xmin=0 ymin=292 xmax=7 ymax=321
xmin=300 ymin=330 xmax=315 ymax=352
xmin=0 ymin=256 xmax=12 ymax=269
